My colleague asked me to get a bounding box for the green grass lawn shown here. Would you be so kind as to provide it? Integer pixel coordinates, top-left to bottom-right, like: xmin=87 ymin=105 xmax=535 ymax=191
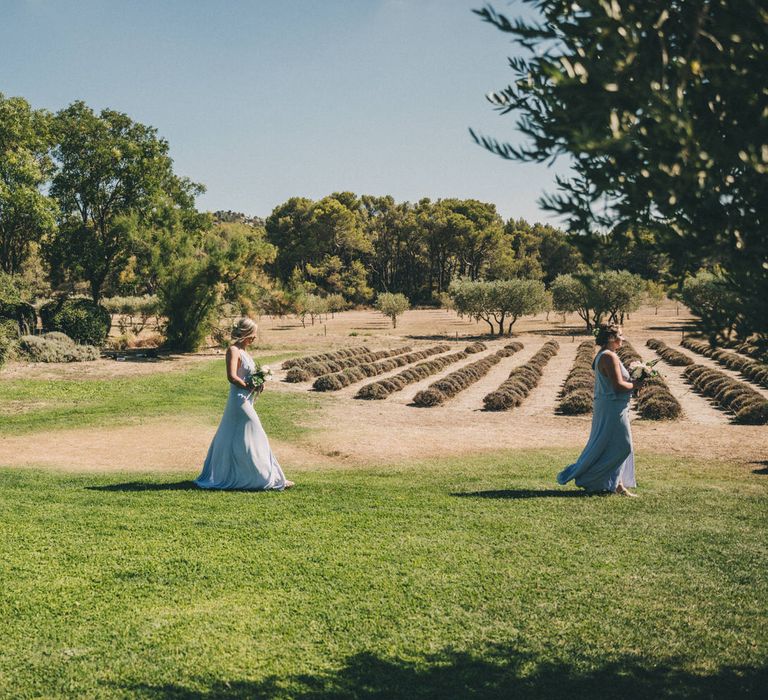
xmin=0 ymin=355 xmax=316 ymax=441
xmin=1 ymin=451 xmax=765 ymax=699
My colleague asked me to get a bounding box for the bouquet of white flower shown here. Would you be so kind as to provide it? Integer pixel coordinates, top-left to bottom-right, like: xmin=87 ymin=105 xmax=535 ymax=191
xmin=628 ymin=359 xmax=659 ymax=382
xmin=246 ymin=364 xmax=273 ymax=398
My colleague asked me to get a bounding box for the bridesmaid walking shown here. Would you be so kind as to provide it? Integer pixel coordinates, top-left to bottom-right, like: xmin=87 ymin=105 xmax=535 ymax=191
xmin=195 ymin=317 xmax=294 ymax=491
xmin=557 ymin=323 xmax=640 ymax=496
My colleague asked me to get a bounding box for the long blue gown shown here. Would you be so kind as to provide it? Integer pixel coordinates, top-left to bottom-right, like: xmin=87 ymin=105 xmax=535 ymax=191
xmin=556 ymin=348 xmax=636 ymax=492
xmin=195 ymin=348 xmax=287 ymax=491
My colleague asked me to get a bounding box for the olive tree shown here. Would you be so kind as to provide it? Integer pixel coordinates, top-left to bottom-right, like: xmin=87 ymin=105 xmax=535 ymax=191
xmin=473 ymin=1 xmax=768 ymax=346
xmin=449 ymin=278 xmax=547 ymax=335
xmin=375 ymin=292 xmax=410 ymax=328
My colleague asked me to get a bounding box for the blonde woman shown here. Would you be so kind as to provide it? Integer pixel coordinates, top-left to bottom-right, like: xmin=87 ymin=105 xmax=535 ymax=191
xmin=556 ymin=323 xmax=638 ymax=496
xmin=195 ymin=317 xmax=293 ymax=490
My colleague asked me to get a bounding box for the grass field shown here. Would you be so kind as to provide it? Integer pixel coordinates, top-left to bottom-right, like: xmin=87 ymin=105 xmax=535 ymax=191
xmin=2 ymin=452 xmax=766 ymax=699
xmin=0 ymin=355 xmax=315 ymax=441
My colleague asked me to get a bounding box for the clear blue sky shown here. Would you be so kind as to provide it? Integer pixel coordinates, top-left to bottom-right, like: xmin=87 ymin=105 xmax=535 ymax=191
xmin=1 ymin=0 xmax=567 ymax=223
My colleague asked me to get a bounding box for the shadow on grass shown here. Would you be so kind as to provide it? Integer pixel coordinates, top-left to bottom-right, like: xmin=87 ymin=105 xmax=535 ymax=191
xmin=86 ymin=480 xmax=199 ymax=492
xmin=751 ymin=460 xmax=768 ymax=475
xmin=123 ymin=645 xmax=768 ymax=699
xmin=452 ymin=488 xmax=597 ymax=499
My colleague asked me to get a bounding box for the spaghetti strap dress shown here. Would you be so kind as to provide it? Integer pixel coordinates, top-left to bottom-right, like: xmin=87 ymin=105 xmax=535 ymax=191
xmin=556 ymin=349 xmax=636 ymax=492
xmin=195 ymin=347 xmax=287 ymax=491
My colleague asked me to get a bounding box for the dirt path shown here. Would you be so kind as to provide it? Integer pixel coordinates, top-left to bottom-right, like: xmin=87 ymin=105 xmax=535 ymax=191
xmin=517 ymin=339 xmax=578 ymax=417
xmin=2 ymin=305 xmax=766 ymax=473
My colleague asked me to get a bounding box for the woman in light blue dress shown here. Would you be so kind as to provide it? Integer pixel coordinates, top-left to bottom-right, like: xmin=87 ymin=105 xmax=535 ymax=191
xmin=557 ymin=323 xmax=639 ymax=496
xmin=195 ymin=317 xmax=293 ymax=491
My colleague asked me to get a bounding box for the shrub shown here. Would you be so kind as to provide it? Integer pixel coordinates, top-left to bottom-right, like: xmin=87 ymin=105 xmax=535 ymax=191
xmin=282 ymin=346 xmax=372 ymax=370
xmin=558 ymin=340 xmax=595 ymax=414
xmin=617 ymin=340 xmax=682 ymax=420
xmin=356 ymin=343 xmax=499 ymax=400
xmin=285 ymin=345 xmax=415 ymax=383
xmin=313 ymin=344 xmax=450 ymax=392
xmin=483 ymin=340 xmax=560 ymax=411
xmin=681 ymin=337 xmax=768 ymax=390
xmin=646 ymin=338 xmax=694 ymax=366
xmin=0 ymin=319 xmax=19 ymax=368
xmin=0 ymin=301 xmax=36 ymax=335
xmin=18 ymin=334 xmax=100 ymax=362
xmin=40 ymin=298 xmax=111 ymax=345
xmin=413 ymin=344 xmax=522 ymax=407
xmin=683 ymin=362 xmax=768 ymax=425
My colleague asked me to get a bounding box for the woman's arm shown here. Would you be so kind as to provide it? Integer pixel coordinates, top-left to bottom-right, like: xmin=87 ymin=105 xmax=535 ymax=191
xmin=598 ymin=352 xmax=635 ymax=392
xmin=226 ymin=346 xmax=250 ymax=389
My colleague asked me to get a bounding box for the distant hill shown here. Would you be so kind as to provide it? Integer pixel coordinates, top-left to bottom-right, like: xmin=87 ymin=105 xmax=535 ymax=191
xmin=212 ymin=210 xmax=265 ymax=228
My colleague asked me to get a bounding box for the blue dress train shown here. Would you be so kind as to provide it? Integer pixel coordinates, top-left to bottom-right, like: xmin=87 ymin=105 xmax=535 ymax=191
xmin=556 ymin=349 xmax=636 ymax=492
xmin=195 ymin=348 xmax=287 ymax=491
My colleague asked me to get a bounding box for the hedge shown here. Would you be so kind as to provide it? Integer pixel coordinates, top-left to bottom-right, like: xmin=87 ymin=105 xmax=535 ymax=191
xmin=557 ymin=340 xmax=595 ymax=415
xmin=282 ymin=345 xmax=372 ymax=370
xmin=286 ymin=345 xmax=414 ymax=382
xmin=355 ymin=342 xmax=493 ymax=400
xmin=618 ymin=341 xmax=682 ymax=420
xmin=313 ymin=344 xmax=451 ymax=391
xmin=683 ymin=363 xmax=768 ymax=425
xmin=18 ymin=333 xmax=101 ymax=363
xmin=681 ymin=337 xmax=768 ymax=390
xmin=646 ymin=338 xmax=694 ymax=366
xmin=483 ymin=340 xmax=560 ymax=411
xmin=39 ymin=298 xmax=111 ymax=345
xmin=412 ymin=342 xmax=523 ymax=407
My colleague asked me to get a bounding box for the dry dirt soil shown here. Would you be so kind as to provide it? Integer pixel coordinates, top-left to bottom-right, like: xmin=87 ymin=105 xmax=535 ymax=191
xmin=1 ymin=303 xmax=765 ymax=473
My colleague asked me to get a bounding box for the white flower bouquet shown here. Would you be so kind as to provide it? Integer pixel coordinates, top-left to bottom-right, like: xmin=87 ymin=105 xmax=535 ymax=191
xmin=628 ymin=359 xmax=659 ymax=382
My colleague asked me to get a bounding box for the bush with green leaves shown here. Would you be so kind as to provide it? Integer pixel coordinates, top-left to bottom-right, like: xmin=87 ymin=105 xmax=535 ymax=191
xmin=646 ymin=339 xmax=694 ymax=367
xmin=412 ymin=343 xmax=522 ymax=407
xmin=285 ymin=345 xmax=413 ymax=383
xmin=39 ymin=297 xmax=111 ymax=345
xmin=681 ymin=337 xmax=768 ymax=390
xmin=313 ymin=344 xmax=450 ymax=392
xmin=0 ymin=319 xmax=19 ymax=368
xmin=0 ymin=271 xmax=36 ymax=335
xmin=557 ymin=340 xmax=595 ymax=415
xmin=375 ymin=292 xmax=410 ymax=328
xmin=18 ymin=333 xmax=100 ymax=362
xmin=356 ymin=342 xmax=493 ymax=400
xmin=684 ymin=364 xmax=768 ymax=425
xmin=282 ymin=346 xmax=373 ymax=371
xmin=484 ymin=340 xmax=560 ymax=411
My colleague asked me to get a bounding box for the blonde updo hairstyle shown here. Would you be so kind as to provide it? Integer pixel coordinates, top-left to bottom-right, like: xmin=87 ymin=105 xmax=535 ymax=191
xmin=595 ymin=322 xmax=622 ymax=347
xmin=231 ymin=317 xmax=258 ymax=343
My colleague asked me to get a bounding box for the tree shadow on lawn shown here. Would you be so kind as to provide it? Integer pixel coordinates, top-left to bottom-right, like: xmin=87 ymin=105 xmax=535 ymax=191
xmin=452 ymin=488 xmax=599 ymax=499
xmin=86 ymin=480 xmax=199 ymax=492
xmin=122 ymin=645 xmax=768 ymax=699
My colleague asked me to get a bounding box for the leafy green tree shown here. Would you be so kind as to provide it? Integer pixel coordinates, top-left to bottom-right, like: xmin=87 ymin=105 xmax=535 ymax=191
xmin=47 ymin=101 xmax=202 ymax=301
xmin=0 ymin=94 xmax=57 ymax=274
xmin=304 ymin=294 xmax=329 ymax=326
xmin=593 ymin=270 xmax=646 ymax=324
xmin=141 ymin=211 xmax=276 ymax=352
xmin=681 ymin=271 xmax=740 ymax=344
xmin=375 ymin=292 xmax=410 ymax=328
xmin=645 ymin=280 xmax=667 ymax=315
xmin=551 ymin=273 xmax=599 ymax=331
xmin=449 ymin=278 xmax=547 ymax=335
xmin=473 ymin=1 xmax=768 ymax=345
